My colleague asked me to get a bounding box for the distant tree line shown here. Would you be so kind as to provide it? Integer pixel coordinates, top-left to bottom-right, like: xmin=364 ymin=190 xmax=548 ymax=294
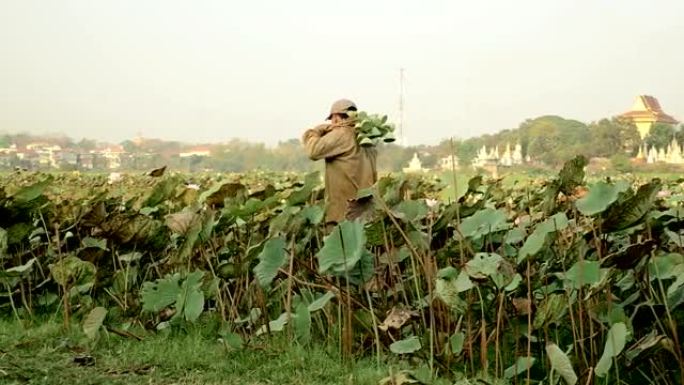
xmin=2 ymin=115 xmax=682 ymax=172
xmin=433 ymin=116 xmax=683 ymax=167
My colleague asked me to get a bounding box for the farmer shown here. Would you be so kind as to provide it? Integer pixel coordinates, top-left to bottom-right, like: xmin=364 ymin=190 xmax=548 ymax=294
xmin=301 ymin=99 xmax=377 ymax=229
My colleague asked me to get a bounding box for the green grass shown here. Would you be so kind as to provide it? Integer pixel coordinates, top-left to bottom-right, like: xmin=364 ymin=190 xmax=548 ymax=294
xmin=0 ymin=319 xmax=401 ymax=385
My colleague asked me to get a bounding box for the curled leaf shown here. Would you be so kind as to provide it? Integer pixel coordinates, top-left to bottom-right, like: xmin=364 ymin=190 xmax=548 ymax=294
xmin=253 ymin=237 xmax=287 ymax=288
xmin=83 ymin=307 xmax=107 ymax=339
xmin=546 ymin=343 xmax=577 ymax=385
xmin=378 ymin=307 xmax=416 ymax=332
xmin=595 ymin=322 xmax=628 ymax=377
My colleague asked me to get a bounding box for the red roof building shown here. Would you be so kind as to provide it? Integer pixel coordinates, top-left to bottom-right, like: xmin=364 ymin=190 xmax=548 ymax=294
xmin=619 ymin=95 xmax=678 ymax=139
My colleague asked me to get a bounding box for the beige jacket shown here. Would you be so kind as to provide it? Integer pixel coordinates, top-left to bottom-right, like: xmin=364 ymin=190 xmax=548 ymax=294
xmin=302 ymin=121 xmax=377 ymax=224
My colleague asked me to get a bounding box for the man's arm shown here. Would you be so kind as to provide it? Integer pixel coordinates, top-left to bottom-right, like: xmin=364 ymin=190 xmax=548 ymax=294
xmin=302 ymin=126 xmax=355 ymax=161
xmin=301 ymin=124 xmax=331 ymax=146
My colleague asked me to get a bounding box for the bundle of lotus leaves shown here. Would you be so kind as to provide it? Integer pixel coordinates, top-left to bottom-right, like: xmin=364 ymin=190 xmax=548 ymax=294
xmin=349 ymin=111 xmax=396 ymax=147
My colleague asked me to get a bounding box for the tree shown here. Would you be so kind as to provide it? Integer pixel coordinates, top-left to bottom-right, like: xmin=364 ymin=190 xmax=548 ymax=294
xmin=434 ymin=139 xmax=455 ymax=158
xmin=520 ymin=116 xmax=590 ymax=165
xmin=120 ymin=140 xmax=140 ymax=153
xmin=674 ymin=125 xmax=684 ymax=147
xmin=645 ymin=123 xmax=675 ymax=149
xmin=588 ymin=118 xmax=640 ymax=157
xmin=456 ymin=139 xmax=481 ymax=166
xmin=47 ymin=134 xmax=74 ymax=149
xmin=272 ymin=139 xmax=313 ymax=172
xmin=617 ymin=118 xmax=641 ymax=153
xmin=376 ymin=144 xmax=414 ymax=172
xmin=77 ymin=138 xmax=97 ymax=151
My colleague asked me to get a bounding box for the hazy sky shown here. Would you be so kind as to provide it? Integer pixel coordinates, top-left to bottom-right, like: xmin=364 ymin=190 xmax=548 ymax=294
xmin=1 ymin=1 xmax=683 ymax=146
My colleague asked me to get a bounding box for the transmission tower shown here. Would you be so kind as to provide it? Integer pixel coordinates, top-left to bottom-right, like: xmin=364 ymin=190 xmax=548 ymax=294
xmin=399 ymin=68 xmax=406 ymax=146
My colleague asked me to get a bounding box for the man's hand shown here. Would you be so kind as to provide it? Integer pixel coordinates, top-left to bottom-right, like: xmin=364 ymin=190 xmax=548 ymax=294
xmin=302 ymin=124 xmax=332 ymax=145
xmin=313 ymin=124 xmax=333 ymax=135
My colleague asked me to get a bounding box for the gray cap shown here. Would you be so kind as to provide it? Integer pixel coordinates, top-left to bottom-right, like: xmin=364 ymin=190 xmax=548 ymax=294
xmin=326 ymin=99 xmax=357 ymax=120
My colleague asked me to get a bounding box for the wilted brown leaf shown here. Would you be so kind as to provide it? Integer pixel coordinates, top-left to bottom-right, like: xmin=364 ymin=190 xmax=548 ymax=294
xmin=346 ymin=195 xmax=374 ymax=221
xmin=165 ymin=212 xmax=200 ymax=235
xmin=512 ymin=297 xmax=532 ymax=315
xmin=378 ymin=307 xmax=417 ymax=332
xmin=363 ymin=275 xmax=383 ymax=292
xmin=570 ymin=186 xmax=588 ymax=201
xmin=148 ymin=166 xmax=167 ymax=177
xmin=204 ymin=182 xmax=247 ymax=207
xmin=82 ymin=201 xmax=107 ymax=227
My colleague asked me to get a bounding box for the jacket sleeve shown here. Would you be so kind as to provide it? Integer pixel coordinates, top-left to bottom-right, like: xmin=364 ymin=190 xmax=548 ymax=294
xmin=302 ymin=127 xmax=356 ymax=161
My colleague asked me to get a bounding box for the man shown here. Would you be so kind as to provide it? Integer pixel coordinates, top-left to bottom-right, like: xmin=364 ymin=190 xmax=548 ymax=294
xmin=302 ymin=99 xmax=377 ymax=229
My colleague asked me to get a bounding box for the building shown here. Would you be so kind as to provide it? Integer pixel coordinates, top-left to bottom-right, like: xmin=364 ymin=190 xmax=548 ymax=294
xmin=403 ymin=153 xmax=428 ymax=173
xmin=25 ymin=143 xmax=62 ymax=168
xmin=0 ymin=144 xmax=19 ymax=168
xmin=179 ymin=146 xmax=211 ymax=158
xmin=58 ymin=151 xmax=79 ymax=168
xmin=472 ymin=145 xmax=497 ymax=169
xmin=472 ymin=143 xmax=524 ymax=168
xmin=0 ymin=144 xmax=18 ymax=155
xmin=437 ymin=154 xmax=459 ymax=171
xmin=619 ymin=95 xmax=678 ymax=139
xmin=500 ymin=143 xmax=523 ymax=167
xmin=93 ymin=145 xmax=126 ymax=169
xmin=642 ymin=138 xmax=684 ymax=165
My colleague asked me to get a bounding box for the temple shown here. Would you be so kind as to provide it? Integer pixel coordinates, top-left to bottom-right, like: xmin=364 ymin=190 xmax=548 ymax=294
xmin=638 ymin=138 xmax=684 ymax=165
xmin=471 ymin=143 xmax=524 ymax=168
xmin=403 ymin=152 xmax=428 ymax=173
xmin=619 ymin=95 xmax=678 ymax=139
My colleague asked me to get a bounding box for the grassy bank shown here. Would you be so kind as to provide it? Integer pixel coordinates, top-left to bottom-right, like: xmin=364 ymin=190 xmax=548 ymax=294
xmin=0 ymin=319 xmax=401 ymax=385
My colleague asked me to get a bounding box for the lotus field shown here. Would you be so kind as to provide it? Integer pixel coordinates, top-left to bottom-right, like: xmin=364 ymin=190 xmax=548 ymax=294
xmin=2 ymin=156 xmax=684 ymax=384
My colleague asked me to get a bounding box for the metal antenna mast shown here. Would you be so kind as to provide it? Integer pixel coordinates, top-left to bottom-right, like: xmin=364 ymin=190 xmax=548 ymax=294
xmin=399 ymin=68 xmax=406 ymax=146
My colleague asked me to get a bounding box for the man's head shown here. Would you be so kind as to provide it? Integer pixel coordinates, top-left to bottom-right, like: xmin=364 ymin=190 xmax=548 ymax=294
xmin=327 ymin=99 xmax=357 ymax=123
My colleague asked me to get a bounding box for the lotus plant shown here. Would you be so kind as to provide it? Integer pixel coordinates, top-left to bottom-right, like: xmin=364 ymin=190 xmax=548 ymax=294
xmin=348 ymin=111 xmax=396 ymax=147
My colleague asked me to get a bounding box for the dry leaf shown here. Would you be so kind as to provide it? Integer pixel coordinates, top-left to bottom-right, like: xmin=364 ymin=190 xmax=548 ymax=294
xmin=149 ymin=166 xmax=167 ymax=177
xmin=165 ymin=212 xmax=199 ymax=235
xmin=512 ymin=298 xmax=532 ymax=315
xmin=378 ymin=307 xmax=417 ymax=332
